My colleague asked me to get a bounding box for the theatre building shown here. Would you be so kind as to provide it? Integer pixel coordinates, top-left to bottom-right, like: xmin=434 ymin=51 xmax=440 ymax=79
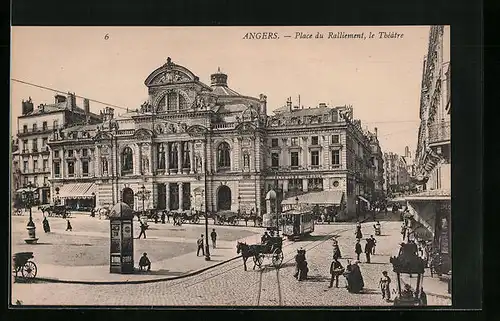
xmin=47 ymin=57 xmax=382 ymax=218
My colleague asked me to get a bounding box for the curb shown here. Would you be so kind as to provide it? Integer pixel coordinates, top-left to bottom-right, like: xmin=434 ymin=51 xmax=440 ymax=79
xmin=29 ymin=255 xmax=242 ymax=285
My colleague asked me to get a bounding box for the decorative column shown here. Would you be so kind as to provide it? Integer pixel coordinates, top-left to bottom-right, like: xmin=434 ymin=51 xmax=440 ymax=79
xmin=189 ymin=141 xmax=195 ymax=174
xmin=166 ymin=143 xmax=170 ymax=174
xmin=138 ymin=143 xmax=143 ymax=175
xmin=166 ymin=183 xmax=170 ymax=210
xmin=95 ymin=146 xmax=101 ymax=177
xmin=250 ymin=137 xmax=256 ymax=172
xmin=149 ymin=143 xmax=154 ymax=174
xmin=303 ymin=178 xmax=309 ymax=192
xmin=177 ymin=141 xmax=182 ymax=173
xmin=236 ymin=138 xmax=241 ymax=171
xmin=201 ymin=140 xmax=206 ymax=174
xmin=61 ymin=147 xmax=65 ymax=178
xmin=178 ymin=182 xmax=183 ymax=211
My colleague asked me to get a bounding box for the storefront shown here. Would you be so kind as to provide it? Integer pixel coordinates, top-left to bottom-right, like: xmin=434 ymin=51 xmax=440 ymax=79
xmin=405 ymin=189 xmax=451 ymax=293
xmin=56 ymin=182 xmax=97 ymax=211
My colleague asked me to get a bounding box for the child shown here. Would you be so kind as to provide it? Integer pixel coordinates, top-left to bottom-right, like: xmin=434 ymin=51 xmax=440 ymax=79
xmin=379 ymin=271 xmax=391 ymax=301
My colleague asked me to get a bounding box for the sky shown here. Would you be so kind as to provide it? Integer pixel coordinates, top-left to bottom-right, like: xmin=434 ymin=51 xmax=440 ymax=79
xmin=10 ymin=26 xmax=450 ymax=156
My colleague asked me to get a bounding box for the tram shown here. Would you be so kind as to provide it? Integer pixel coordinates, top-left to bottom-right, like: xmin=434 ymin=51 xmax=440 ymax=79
xmin=281 ymin=209 xmax=315 ymax=240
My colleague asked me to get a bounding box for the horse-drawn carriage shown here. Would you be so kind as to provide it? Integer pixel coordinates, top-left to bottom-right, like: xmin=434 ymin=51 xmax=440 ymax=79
xmin=12 ymin=252 xmax=37 ymax=279
xmin=237 ymin=236 xmax=284 ymax=271
xmin=216 ymin=211 xmax=239 ymax=225
xmin=171 ymin=211 xmax=200 ymax=224
xmin=39 ymin=204 xmax=72 ymax=218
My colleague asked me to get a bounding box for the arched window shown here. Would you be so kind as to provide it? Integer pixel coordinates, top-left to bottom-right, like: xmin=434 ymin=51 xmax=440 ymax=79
xmin=179 ymin=95 xmax=188 ymax=110
xmin=167 ymin=92 xmax=177 ymax=111
xmin=121 ymin=147 xmax=133 ymax=174
xmin=217 ymin=142 xmax=231 ymax=168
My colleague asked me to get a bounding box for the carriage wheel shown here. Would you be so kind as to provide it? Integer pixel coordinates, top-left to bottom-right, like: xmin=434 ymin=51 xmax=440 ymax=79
xmin=194 ymin=216 xmax=200 ymax=224
xmin=254 ymin=254 xmax=264 ymax=268
xmin=272 ymin=249 xmax=284 ymax=268
xmin=21 ymin=261 xmax=37 ymax=279
xmin=231 ymin=219 xmax=238 ymax=226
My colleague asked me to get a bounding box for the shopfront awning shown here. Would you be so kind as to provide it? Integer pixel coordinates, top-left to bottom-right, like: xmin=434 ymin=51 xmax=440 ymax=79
xmin=16 ymin=187 xmax=39 ymax=193
xmin=405 ymin=189 xmax=451 ymax=201
xmin=282 ymin=191 xmax=345 ymax=206
xmin=57 ymin=183 xmax=96 ymax=199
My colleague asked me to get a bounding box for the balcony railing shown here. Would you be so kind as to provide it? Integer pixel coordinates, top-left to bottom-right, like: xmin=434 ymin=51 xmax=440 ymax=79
xmin=428 ymin=121 xmax=450 ymax=145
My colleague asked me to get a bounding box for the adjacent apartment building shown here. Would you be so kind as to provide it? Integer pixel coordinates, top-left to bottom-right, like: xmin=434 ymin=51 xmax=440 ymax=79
xmin=14 ymin=94 xmax=101 ymax=204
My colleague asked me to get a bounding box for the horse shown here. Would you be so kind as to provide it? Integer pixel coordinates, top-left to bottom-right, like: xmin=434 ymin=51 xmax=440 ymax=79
xmin=236 ymin=242 xmax=261 ymax=271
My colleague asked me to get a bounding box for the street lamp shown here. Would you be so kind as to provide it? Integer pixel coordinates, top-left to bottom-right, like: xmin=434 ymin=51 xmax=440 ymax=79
xmin=22 ymin=182 xmax=39 ymax=244
xmin=203 ymin=131 xmax=211 ymax=261
xmin=238 ymin=196 xmax=241 ymax=216
xmin=135 ymin=185 xmax=151 ymax=218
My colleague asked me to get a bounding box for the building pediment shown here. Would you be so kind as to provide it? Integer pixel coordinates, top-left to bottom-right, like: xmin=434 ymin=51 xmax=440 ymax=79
xmin=235 ymin=122 xmax=256 ymax=135
xmin=93 ymin=131 xmax=113 ymax=141
xmin=144 ymin=57 xmax=199 ymax=87
xmin=134 ymin=128 xmax=155 ymax=140
xmin=186 ymin=124 xmax=209 ymax=137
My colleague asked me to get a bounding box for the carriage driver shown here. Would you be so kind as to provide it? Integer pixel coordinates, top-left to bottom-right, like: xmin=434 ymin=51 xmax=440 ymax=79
xmin=261 ymin=231 xmax=270 ymax=244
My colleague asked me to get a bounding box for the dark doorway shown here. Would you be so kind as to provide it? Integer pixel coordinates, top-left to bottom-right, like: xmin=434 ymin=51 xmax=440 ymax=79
xmin=157 ymin=184 xmax=166 ymax=210
xmin=169 ymin=183 xmax=179 ymax=210
xmin=217 ymin=185 xmax=231 ymax=211
xmin=122 ymin=187 xmax=134 ymax=208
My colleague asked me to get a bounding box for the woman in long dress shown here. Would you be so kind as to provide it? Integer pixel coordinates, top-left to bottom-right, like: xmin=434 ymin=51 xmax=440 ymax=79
xmin=346 ymin=261 xmax=364 ymax=293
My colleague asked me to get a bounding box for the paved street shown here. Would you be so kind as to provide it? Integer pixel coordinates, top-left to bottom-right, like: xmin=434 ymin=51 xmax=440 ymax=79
xmin=11 ymin=213 xmax=451 ymax=306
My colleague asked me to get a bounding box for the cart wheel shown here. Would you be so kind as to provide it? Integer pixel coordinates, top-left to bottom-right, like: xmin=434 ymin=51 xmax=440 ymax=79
xmin=195 ymin=217 xmax=200 ymax=224
xmin=21 ymin=261 xmax=37 ymax=279
xmin=272 ymin=249 xmax=284 ymax=268
xmin=254 ymin=254 xmax=264 ymax=268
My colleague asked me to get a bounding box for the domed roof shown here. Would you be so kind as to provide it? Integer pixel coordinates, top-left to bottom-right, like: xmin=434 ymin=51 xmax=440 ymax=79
xmin=210 ymin=68 xmax=241 ymax=96
xmin=109 ymin=202 xmax=135 ymax=219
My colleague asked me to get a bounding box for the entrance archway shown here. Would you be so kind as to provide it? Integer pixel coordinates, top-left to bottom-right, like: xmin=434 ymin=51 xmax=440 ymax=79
xmin=122 ymin=188 xmax=134 ymax=208
xmin=217 ymin=185 xmax=231 ymax=211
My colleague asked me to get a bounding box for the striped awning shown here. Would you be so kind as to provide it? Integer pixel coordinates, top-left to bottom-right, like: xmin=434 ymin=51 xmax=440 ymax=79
xmin=58 ymin=183 xmax=96 ymax=199
xmin=282 ymin=191 xmax=344 ymax=205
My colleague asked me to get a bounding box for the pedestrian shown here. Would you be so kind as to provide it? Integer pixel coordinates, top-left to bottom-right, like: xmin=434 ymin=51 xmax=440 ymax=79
xmin=65 ymin=219 xmax=72 ymax=232
xmin=210 ymin=229 xmax=217 ymax=249
xmin=321 ymin=213 xmax=325 ymax=224
xmin=369 ymin=235 xmax=377 ymax=254
xmin=42 ymin=215 xmax=51 ymax=233
xmin=299 ymin=260 xmax=309 ymax=281
xmin=294 ymin=248 xmax=306 ymax=279
xmin=332 ymin=239 xmax=342 ymax=260
xmin=139 ymin=252 xmax=151 ymax=271
xmin=197 ymin=234 xmax=205 ymax=256
xmin=137 ymin=221 xmax=147 ymax=239
xmin=379 ymin=271 xmax=391 ymax=301
xmin=364 ymin=239 xmax=372 ymax=263
xmin=355 ymin=223 xmax=363 ymax=240
xmin=355 ymin=239 xmax=362 ymax=261
xmin=345 ymin=260 xmax=364 ymax=293
xmin=329 ymin=257 xmax=345 ymax=288
xmin=161 ymin=211 xmax=166 ymax=224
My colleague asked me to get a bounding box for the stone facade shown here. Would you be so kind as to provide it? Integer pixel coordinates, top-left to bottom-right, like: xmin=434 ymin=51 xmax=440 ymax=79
xmin=14 ymin=94 xmax=101 ymax=204
xmin=45 ymin=58 xmax=383 ymax=217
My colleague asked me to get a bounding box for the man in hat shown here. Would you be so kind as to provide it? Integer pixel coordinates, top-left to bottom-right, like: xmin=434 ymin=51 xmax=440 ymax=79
xmin=197 ymin=234 xmax=205 ymax=256
xmin=329 ymin=257 xmax=344 ymax=288
xmin=355 ymin=239 xmax=363 ymax=261
xmin=139 ymin=252 xmax=151 ymax=271
xmin=364 ymin=239 xmax=373 ymax=263
xmin=332 ymin=239 xmax=342 ymax=260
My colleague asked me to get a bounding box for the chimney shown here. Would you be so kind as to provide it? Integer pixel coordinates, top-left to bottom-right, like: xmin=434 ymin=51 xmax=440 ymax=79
xmin=286 ymin=97 xmax=292 ymax=111
xmin=84 ymin=98 xmax=90 ymax=114
xmin=21 ymin=97 xmax=34 ymax=115
xmin=67 ymin=92 xmax=76 ymax=111
xmin=55 ymin=94 xmax=66 ymax=104
xmin=374 ymin=127 xmax=378 ymax=137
